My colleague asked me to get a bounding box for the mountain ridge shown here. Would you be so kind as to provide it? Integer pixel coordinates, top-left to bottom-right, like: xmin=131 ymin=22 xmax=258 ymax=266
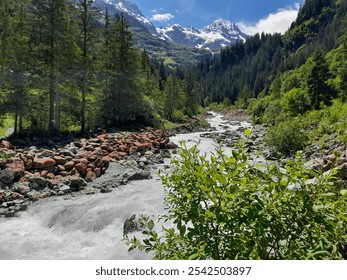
xmin=93 ymin=0 xmax=248 ymax=51
xmin=157 ymin=18 xmax=248 ymax=50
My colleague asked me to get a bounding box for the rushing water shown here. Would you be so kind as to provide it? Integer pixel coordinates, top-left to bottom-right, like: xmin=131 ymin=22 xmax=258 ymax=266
xmin=0 ymin=112 xmax=250 ymax=260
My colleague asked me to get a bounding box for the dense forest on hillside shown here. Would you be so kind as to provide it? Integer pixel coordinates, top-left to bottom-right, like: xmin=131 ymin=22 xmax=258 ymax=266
xmin=0 ymin=0 xmax=201 ymax=136
xmin=196 ymin=0 xmax=346 ymax=106
xmin=126 ymin=0 xmax=347 ymax=260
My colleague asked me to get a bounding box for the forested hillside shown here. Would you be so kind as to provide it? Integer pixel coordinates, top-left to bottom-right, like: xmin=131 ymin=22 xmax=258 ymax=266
xmin=196 ymin=0 xmax=346 ymax=107
xmin=0 ymin=0 xmax=201 ymax=136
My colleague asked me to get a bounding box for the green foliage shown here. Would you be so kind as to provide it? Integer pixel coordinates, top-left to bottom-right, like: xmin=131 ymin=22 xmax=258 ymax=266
xmin=126 ymin=142 xmax=347 ymax=259
xmin=282 ymin=88 xmax=311 ymax=116
xmin=307 ymin=51 xmax=336 ymax=109
xmin=266 ymin=118 xmax=309 ymax=153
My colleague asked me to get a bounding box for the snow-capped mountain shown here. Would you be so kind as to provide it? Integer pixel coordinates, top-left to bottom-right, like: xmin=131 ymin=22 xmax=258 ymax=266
xmin=157 ymin=19 xmax=248 ymax=50
xmin=93 ymin=0 xmax=158 ymax=35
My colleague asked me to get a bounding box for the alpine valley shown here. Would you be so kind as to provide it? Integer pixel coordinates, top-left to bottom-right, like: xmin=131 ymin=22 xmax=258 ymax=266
xmin=1 ymin=0 xmax=347 ymax=263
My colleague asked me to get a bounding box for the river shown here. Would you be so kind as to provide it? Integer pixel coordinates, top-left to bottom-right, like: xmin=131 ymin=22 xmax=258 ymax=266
xmin=0 ymin=112 xmax=250 ymax=260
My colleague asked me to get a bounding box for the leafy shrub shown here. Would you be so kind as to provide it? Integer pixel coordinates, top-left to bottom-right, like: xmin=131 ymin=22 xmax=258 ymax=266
xmin=126 ymin=139 xmax=347 ymax=260
xmin=282 ymin=88 xmax=311 ymax=116
xmin=266 ymin=118 xmax=309 ymax=153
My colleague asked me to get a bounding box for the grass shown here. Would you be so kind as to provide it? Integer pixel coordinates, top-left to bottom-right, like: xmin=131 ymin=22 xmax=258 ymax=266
xmin=161 ymin=119 xmax=181 ymax=131
xmin=0 ymin=115 xmax=14 ymax=137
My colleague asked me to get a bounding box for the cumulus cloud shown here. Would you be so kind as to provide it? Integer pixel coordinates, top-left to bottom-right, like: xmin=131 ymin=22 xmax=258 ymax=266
xmin=150 ymin=13 xmax=175 ymax=22
xmin=238 ymin=5 xmax=300 ymax=35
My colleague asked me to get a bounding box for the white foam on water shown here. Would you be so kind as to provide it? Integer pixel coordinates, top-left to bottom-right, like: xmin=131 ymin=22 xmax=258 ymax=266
xmin=0 ymin=112 xmax=250 ymax=259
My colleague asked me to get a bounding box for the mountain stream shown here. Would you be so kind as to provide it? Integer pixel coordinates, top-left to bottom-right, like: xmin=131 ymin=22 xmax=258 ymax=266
xmin=0 ymin=112 xmax=250 ymax=259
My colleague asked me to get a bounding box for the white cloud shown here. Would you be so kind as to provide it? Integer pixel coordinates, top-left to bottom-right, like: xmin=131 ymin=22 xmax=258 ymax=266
xmin=238 ymin=5 xmax=300 ymax=35
xmin=150 ymin=13 xmax=175 ymax=22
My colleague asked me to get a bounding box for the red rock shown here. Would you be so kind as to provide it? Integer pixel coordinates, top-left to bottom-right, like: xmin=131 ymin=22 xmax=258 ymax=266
xmin=97 ymin=134 xmax=108 ymax=140
xmin=33 ymin=157 xmax=56 ymax=169
xmin=109 ymin=152 xmax=120 ymax=159
xmin=53 ymin=156 xmax=66 ymax=165
xmin=79 ymin=158 xmax=89 ymax=165
xmin=102 ymin=156 xmax=111 ymax=164
xmin=107 ymin=146 xmax=114 ymax=153
xmin=118 ymin=152 xmax=128 ymax=157
xmin=41 ymin=170 xmax=49 ymax=177
xmin=47 ymin=173 xmax=55 ymax=180
xmin=69 ymin=168 xmax=78 ymax=176
xmin=64 ymin=161 xmax=75 ymax=171
xmin=29 ymin=193 xmax=44 ymax=202
xmin=119 ymin=145 xmax=129 ymax=152
xmin=25 ymin=159 xmax=34 ymax=170
xmin=6 ymin=158 xmax=25 ymax=177
xmin=134 ymin=141 xmax=150 ymax=149
xmin=1 ymin=140 xmax=13 ymax=149
xmin=47 ymin=179 xmax=60 ymax=188
xmin=85 ymin=171 xmax=96 ymax=182
xmin=75 ymin=162 xmax=87 ymax=173
xmin=102 ymin=156 xmax=111 ymax=168
xmin=85 ymin=145 xmax=95 ymax=151
xmin=100 ymin=144 xmax=108 ymax=150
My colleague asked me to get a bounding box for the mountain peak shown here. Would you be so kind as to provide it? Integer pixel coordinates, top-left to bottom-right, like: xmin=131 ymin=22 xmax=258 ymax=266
xmin=203 ymin=18 xmax=242 ymax=35
xmin=157 ymin=18 xmax=248 ymax=50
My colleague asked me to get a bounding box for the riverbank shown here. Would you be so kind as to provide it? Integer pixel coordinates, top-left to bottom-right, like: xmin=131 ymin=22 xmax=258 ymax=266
xmin=0 ymin=128 xmax=178 ymax=218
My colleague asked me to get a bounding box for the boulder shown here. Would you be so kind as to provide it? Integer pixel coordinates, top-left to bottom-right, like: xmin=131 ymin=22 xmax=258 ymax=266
xmin=69 ymin=175 xmax=86 ymax=191
xmin=85 ymin=171 xmax=97 ymax=182
xmin=33 ymin=157 xmax=56 ymax=169
xmin=1 ymin=140 xmax=13 ymax=149
xmin=59 ymin=184 xmax=71 ymax=194
xmin=123 ymin=170 xmax=152 ymax=181
xmin=123 ymin=214 xmax=139 ymax=236
xmin=6 ymin=158 xmax=25 ymax=178
xmin=75 ymin=162 xmax=87 ymax=173
xmin=29 ymin=176 xmax=47 ymax=189
xmin=64 ymin=161 xmax=75 ymax=171
xmin=14 ymin=182 xmax=31 ymax=195
xmin=53 ymin=156 xmax=66 ymax=165
xmin=0 ymin=168 xmax=15 ymax=185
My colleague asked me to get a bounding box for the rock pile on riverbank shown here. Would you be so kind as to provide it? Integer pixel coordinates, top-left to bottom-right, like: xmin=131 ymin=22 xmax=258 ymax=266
xmin=0 ymin=129 xmax=177 ymax=217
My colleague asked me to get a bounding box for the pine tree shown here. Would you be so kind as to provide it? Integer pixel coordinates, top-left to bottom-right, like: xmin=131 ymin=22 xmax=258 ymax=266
xmin=77 ymin=0 xmax=99 ymax=132
xmin=30 ymin=0 xmax=79 ymax=132
xmin=307 ymin=51 xmax=336 ymax=109
xmin=163 ymin=74 xmax=183 ymax=121
xmin=184 ymin=68 xmax=199 ymax=117
xmin=103 ymin=13 xmax=142 ymax=126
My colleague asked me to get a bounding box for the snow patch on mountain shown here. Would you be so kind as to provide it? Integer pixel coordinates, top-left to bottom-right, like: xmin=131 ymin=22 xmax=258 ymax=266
xmin=157 ymin=19 xmax=248 ymax=50
xmin=94 ymin=0 xmax=158 ymax=35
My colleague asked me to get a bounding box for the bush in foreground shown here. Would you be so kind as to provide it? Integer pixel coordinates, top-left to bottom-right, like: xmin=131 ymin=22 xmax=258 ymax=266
xmin=126 ymin=135 xmax=347 ymax=259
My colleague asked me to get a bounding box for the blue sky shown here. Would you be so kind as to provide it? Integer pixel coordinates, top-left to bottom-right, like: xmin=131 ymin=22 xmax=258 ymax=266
xmin=131 ymin=0 xmax=305 ymax=34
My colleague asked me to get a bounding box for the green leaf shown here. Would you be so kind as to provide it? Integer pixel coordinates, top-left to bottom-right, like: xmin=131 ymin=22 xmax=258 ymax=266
xmin=148 ymin=220 xmax=154 ymax=231
xmin=244 ymin=128 xmax=252 ymax=138
xmin=216 ymin=174 xmax=227 ymax=185
xmin=340 ymin=189 xmax=347 ymax=196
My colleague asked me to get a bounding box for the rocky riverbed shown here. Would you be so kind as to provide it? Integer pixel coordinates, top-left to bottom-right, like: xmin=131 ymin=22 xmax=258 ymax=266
xmin=207 ymin=109 xmax=347 ymax=186
xmin=0 ymin=129 xmax=177 ymax=218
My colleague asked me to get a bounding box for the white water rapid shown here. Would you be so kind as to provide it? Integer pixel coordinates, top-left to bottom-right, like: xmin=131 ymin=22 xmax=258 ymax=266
xmin=0 ymin=112 xmax=250 ymax=260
